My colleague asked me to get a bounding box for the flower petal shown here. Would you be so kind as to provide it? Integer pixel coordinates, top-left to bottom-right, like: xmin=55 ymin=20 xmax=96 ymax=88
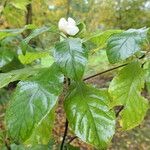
xmin=66 ymin=25 xmax=79 ymax=36
xmin=58 ymin=18 xmax=68 ymax=32
xmin=68 ymin=17 xmax=76 ymax=26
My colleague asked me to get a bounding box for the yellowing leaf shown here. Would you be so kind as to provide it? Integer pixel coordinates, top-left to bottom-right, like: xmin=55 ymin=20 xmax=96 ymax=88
xmin=109 ymin=61 xmax=149 ymax=130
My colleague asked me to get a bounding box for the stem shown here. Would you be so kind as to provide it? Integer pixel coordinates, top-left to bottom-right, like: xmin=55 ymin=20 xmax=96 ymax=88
xmin=66 ymin=0 xmax=71 ymax=18
xmin=68 ymin=136 xmax=78 ymax=144
xmin=84 ymin=63 xmax=127 ymax=81
xmin=84 ymin=52 xmax=147 ymax=81
xmin=60 ymin=119 xmax=69 ymax=150
xmin=60 ymin=78 xmax=70 ymax=150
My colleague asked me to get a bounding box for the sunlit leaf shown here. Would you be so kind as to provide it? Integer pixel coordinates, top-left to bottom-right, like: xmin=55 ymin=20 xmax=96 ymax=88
xmin=64 ymin=83 xmax=115 ymax=150
xmin=18 ymin=52 xmax=49 ymax=64
xmin=109 ymin=61 xmax=149 ymax=130
xmin=10 ymin=0 xmax=32 ymax=11
xmin=106 ymin=28 xmax=149 ymax=63
xmin=84 ymin=30 xmax=122 ymax=51
xmin=6 ymin=64 xmax=64 ymax=143
xmin=54 ymin=38 xmax=88 ymax=81
xmin=41 ymin=55 xmax=54 ymax=67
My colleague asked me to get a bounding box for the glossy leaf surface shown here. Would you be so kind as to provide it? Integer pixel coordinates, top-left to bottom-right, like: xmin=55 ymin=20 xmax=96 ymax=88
xmin=109 ymin=61 xmax=149 ymax=130
xmin=106 ymin=28 xmax=148 ymax=63
xmin=0 ymin=67 xmax=42 ymax=88
xmin=5 ymin=64 xmax=64 ymax=143
xmin=54 ymin=38 xmax=88 ymax=80
xmin=64 ymin=83 xmax=115 ymax=150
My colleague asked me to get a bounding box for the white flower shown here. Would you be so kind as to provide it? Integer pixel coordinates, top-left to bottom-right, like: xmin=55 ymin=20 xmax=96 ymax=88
xmin=58 ymin=17 xmax=79 ymax=36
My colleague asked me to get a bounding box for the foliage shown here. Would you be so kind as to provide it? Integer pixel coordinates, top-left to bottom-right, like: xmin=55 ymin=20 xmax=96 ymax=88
xmin=0 ymin=1 xmax=150 ymax=150
xmin=0 ymin=21 xmax=149 ymax=149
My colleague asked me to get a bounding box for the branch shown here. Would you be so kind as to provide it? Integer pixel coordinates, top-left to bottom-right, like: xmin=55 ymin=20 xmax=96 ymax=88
xmin=60 ymin=119 xmax=68 ymax=150
xmin=68 ymin=136 xmax=78 ymax=144
xmin=60 ymin=78 xmax=70 ymax=150
xmin=84 ymin=51 xmax=148 ymax=81
xmin=84 ymin=63 xmax=127 ymax=81
xmin=66 ymin=0 xmax=71 ymax=18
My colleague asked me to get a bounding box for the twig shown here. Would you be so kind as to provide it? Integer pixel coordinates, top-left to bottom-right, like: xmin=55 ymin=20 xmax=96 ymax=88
xmin=68 ymin=136 xmax=78 ymax=144
xmin=60 ymin=119 xmax=69 ymax=150
xmin=84 ymin=63 xmax=127 ymax=81
xmin=84 ymin=51 xmax=148 ymax=81
xmin=60 ymin=78 xmax=70 ymax=150
xmin=66 ymin=0 xmax=70 ymax=18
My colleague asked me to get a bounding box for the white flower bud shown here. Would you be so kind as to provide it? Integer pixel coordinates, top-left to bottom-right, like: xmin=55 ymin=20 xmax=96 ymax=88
xmin=58 ymin=17 xmax=79 ymax=36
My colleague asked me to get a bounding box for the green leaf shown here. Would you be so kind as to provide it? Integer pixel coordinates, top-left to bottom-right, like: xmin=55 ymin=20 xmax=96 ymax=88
xmin=84 ymin=30 xmax=122 ymax=51
xmin=1 ymin=145 xmax=7 ymax=150
xmin=41 ymin=55 xmax=54 ymax=68
xmin=10 ymin=0 xmax=32 ymax=11
xmin=10 ymin=144 xmax=25 ymax=150
xmin=0 ymin=67 xmax=41 ymax=88
xmin=0 ymin=49 xmax=15 ymax=68
xmin=5 ymin=64 xmax=64 ymax=143
xmin=54 ymin=38 xmax=88 ymax=80
xmin=0 ymin=131 xmax=4 ymax=146
xmin=28 ymin=145 xmax=49 ymax=150
xmin=75 ymin=22 xmax=86 ymax=37
xmin=0 ymin=25 xmax=36 ymax=40
xmin=23 ymin=26 xmax=51 ymax=44
xmin=64 ymin=83 xmax=115 ymax=150
xmin=25 ymin=108 xmax=55 ymax=145
xmin=109 ymin=61 xmax=149 ymax=130
xmin=0 ymin=88 xmax=10 ymax=105
xmin=1 ymin=57 xmax=23 ymax=72
xmin=10 ymin=144 xmax=49 ymax=150
xmin=18 ymin=52 xmax=49 ymax=64
xmin=146 ymin=61 xmax=150 ymax=95
xmin=66 ymin=144 xmax=80 ymax=150
xmin=106 ymin=28 xmax=149 ymax=63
